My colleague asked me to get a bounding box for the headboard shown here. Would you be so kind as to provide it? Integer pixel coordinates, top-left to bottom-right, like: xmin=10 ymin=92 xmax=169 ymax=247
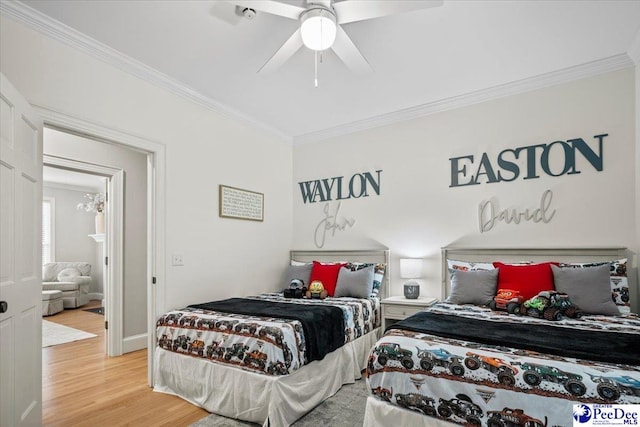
xmin=441 ymin=246 xmax=628 ymax=299
xmin=290 ymin=249 xmax=391 ymax=299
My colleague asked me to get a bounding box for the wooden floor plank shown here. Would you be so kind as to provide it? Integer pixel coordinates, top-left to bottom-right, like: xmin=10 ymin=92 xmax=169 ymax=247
xmin=43 ymin=301 xmax=207 ymax=426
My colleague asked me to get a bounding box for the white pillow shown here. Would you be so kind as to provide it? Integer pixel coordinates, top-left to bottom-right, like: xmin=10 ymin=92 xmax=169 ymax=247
xmin=446 ymin=259 xmax=495 ymax=273
xmin=57 ymin=267 xmax=81 ymax=282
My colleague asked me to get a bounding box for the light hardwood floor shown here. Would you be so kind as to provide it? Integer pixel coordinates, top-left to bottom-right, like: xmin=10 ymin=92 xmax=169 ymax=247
xmin=43 ymin=300 xmax=208 ymax=426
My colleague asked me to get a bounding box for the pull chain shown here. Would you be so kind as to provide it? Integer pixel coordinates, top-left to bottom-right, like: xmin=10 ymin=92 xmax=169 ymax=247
xmin=314 ymin=9 xmax=325 ymax=88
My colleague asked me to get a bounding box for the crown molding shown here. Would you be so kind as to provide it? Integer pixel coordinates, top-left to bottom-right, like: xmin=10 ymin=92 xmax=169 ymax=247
xmin=1 ymin=0 xmax=292 ymax=143
xmin=293 ymin=54 xmax=634 ymax=145
xmin=2 ymin=1 xmax=635 ymax=147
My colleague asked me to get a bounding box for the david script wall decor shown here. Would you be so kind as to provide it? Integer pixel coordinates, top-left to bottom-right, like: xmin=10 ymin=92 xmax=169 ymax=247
xmin=478 ymin=190 xmax=556 ymax=233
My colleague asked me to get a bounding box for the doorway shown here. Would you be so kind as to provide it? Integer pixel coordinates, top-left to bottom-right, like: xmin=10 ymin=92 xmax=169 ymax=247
xmin=42 ymin=157 xmax=122 ymax=355
xmin=36 ymin=106 xmax=165 ymax=385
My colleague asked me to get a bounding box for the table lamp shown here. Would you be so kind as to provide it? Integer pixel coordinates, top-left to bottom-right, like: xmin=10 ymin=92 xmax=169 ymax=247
xmin=400 ymin=258 xmax=423 ymax=299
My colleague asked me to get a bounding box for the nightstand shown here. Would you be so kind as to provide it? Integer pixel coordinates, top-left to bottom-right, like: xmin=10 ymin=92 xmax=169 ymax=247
xmin=381 ymin=296 xmax=438 ymax=330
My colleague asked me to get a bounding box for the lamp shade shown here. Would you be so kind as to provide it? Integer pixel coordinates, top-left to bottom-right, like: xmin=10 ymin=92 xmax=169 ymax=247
xmin=300 ymin=8 xmax=337 ymax=51
xmin=400 ymin=258 xmax=423 ymax=279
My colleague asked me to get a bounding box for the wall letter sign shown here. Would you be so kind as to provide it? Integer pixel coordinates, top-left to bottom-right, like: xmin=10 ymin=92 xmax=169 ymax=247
xmin=450 ymin=134 xmax=607 ymax=187
xmin=298 ymin=170 xmax=382 ymax=204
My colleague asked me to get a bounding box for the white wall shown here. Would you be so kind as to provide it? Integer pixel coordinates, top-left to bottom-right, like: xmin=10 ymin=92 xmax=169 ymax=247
xmin=293 ymin=69 xmax=639 ymax=311
xmin=1 ymin=16 xmax=293 ymax=341
xmin=43 ymin=185 xmax=101 ymax=294
xmin=2 ymin=11 xmax=635 ymax=323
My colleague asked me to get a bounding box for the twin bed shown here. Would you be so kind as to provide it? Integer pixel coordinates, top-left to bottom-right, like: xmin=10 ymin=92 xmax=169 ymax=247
xmin=153 ymin=247 xmax=639 ymax=427
xmin=153 ymin=249 xmax=389 ymax=426
xmin=365 ymin=247 xmax=640 ymax=427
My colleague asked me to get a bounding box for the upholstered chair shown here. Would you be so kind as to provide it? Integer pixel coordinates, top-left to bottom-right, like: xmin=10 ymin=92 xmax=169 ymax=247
xmin=42 ymin=262 xmax=92 ymax=309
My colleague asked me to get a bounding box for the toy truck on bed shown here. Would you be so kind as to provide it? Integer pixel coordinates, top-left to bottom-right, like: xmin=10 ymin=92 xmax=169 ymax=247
xmin=521 ymin=291 xmax=583 ymax=321
xmin=489 ymin=289 xmax=524 ymax=314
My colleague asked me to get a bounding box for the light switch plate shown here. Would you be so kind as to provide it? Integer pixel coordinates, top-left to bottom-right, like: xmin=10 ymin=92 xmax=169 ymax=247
xmin=171 ymin=253 xmax=184 ymax=266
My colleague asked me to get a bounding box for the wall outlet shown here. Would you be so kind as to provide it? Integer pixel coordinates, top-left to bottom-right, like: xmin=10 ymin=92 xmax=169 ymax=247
xmin=171 ymin=253 xmax=184 ymax=266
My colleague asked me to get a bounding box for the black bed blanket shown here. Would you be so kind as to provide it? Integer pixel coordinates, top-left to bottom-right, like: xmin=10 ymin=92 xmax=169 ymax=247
xmin=389 ymin=311 xmax=640 ymax=365
xmin=189 ymin=298 xmax=345 ymax=362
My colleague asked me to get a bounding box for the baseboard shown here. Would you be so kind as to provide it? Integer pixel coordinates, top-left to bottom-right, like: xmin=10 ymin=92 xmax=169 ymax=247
xmin=88 ymin=292 xmax=103 ymax=301
xmin=123 ymin=332 xmax=147 ymax=353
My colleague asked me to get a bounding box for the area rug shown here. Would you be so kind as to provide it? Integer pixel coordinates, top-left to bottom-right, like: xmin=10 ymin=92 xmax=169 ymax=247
xmin=42 ymin=320 xmax=97 ymax=348
xmin=83 ymin=307 xmax=104 ymax=315
xmin=189 ymin=378 xmax=368 ymax=426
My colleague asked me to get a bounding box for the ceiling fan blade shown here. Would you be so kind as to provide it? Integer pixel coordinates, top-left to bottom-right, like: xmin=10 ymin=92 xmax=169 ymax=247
xmin=331 ymin=26 xmax=373 ymax=74
xmin=306 ymin=0 xmax=332 ymax=8
xmin=258 ymin=28 xmax=304 ymax=74
xmin=334 ymin=0 xmax=443 ymax=24
xmin=226 ymin=0 xmax=305 ymax=20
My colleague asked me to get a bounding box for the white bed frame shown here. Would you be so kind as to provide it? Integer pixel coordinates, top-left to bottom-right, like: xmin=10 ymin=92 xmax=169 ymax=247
xmin=291 ymin=249 xmax=391 ymax=298
xmin=441 ymin=246 xmax=628 ymax=299
xmin=364 ymin=246 xmax=633 ymax=427
xmin=154 ymin=248 xmax=389 ymax=427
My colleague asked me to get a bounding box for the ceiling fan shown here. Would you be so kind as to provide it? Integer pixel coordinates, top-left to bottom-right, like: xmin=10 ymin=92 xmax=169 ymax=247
xmin=227 ymin=0 xmax=443 ymax=75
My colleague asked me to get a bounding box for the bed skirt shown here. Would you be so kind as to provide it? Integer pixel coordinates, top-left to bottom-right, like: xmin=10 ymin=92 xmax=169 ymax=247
xmin=154 ymin=327 xmax=381 ymax=427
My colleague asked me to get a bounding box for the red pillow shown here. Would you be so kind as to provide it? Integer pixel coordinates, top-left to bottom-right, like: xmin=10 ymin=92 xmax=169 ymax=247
xmin=309 ymin=261 xmax=345 ymax=297
xmin=493 ymin=262 xmax=558 ymax=301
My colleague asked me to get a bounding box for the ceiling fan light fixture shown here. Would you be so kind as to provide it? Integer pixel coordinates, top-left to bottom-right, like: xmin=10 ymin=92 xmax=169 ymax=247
xmin=300 ymin=7 xmax=337 ymax=51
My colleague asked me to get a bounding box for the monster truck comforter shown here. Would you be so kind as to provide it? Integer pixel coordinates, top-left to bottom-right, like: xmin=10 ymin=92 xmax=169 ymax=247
xmin=156 ymin=293 xmax=379 ymax=376
xmin=366 ymin=303 xmax=640 ymax=426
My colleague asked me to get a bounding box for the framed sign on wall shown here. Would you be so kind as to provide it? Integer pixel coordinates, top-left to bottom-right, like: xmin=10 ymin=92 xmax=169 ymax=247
xmin=219 ymin=185 xmax=264 ymax=222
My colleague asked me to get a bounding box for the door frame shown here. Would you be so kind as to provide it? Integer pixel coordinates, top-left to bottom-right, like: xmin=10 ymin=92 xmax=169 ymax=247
xmin=34 ymin=105 xmax=165 ymax=384
xmin=43 ymin=154 xmax=124 ymax=356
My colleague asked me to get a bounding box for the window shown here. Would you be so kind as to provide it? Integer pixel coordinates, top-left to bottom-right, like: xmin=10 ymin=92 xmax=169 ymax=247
xmin=42 ymin=197 xmax=55 ymax=265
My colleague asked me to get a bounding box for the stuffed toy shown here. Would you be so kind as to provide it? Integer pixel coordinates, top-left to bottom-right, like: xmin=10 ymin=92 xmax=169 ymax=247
xmin=306 ymin=280 xmax=328 ymax=299
xmin=521 ymin=290 xmax=583 ymax=321
xmin=489 ymin=289 xmax=525 ymax=314
xmin=283 ymin=279 xmax=307 ymax=298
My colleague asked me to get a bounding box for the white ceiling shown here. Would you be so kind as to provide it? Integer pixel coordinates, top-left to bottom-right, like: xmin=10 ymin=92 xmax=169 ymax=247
xmin=12 ymin=0 xmax=640 ymax=142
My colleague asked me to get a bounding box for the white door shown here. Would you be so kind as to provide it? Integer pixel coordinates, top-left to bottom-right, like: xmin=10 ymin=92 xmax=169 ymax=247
xmin=0 ymin=73 xmax=43 ymax=426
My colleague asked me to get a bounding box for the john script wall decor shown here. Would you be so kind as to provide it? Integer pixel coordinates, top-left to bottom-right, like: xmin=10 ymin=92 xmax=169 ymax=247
xmin=219 ymin=185 xmax=264 ymax=222
xmin=314 ymin=202 xmax=356 ymax=248
xmin=449 ymin=134 xmax=607 ymax=187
